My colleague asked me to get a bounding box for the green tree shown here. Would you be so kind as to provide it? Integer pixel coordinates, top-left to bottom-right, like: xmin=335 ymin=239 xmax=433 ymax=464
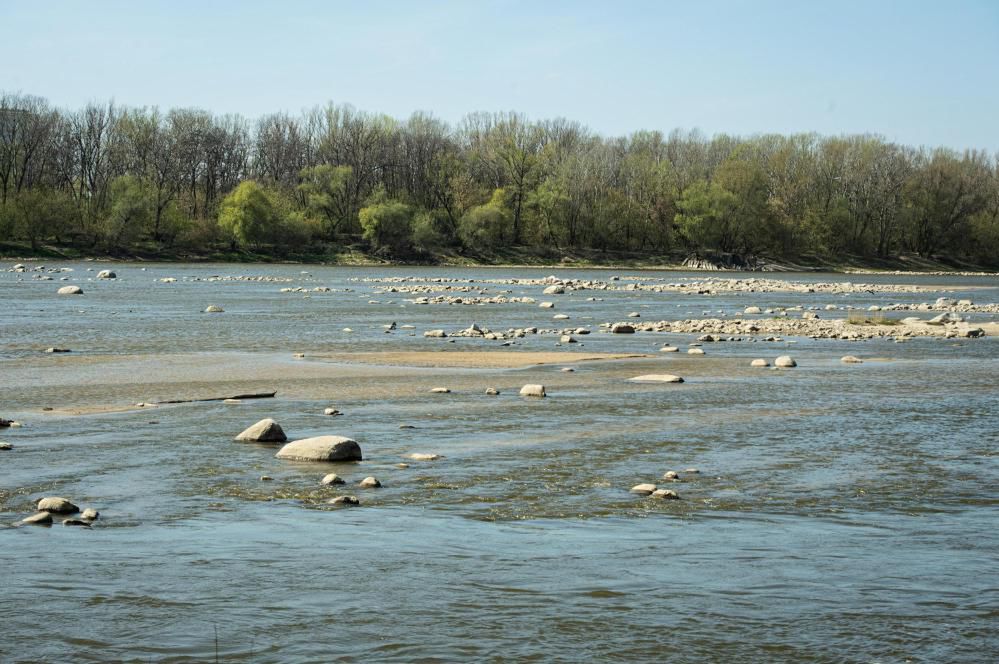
xmin=358 ymin=190 xmax=414 ymax=254
xmin=458 ymin=188 xmax=510 ymax=249
xmin=297 ymin=164 xmax=353 ymax=239
xmin=99 ymin=176 xmax=153 ymax=251
xmin=218 ymin=180 xmax=280 ymax=249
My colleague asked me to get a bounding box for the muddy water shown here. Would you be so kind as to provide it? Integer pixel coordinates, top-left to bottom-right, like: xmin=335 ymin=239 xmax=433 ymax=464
xmin=1 ymin=263 xmax=997 ymax=662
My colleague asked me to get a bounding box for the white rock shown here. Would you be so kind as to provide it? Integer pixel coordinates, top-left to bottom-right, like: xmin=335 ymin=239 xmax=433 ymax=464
xmin=359 ymin=476 xmax=381 ymax=488
xmin=519 ymin=384 xmax=546 ymax=397
xmin=841 ymin=355 xmax=863 ymax=364
xmin=687 ymin=348 xmax=705 ymax=355
xmin=57 ymin=285 xmax=83 ymax=295
xmin=775 ymin=355 xmax=797 ymax=368
xmin=320 ymin=473 xmax=346 ymax=485
xmin=328 ymin=495 xmax=359 ymax=505
xmin=275 ymin=436 xmax=362 ymax=462
xmin=424 ymin=329 xmax=447 ymax=338
xmin=750 ymin=359 xmax=769 ymax=367
xmin=431 ymin=387 xmax=451 ymax=393
xmin=407 ymin=453 xmax=442 ymax=461
xmin=81 ymin=508 xmax=100 ymax=521
xmin=630 ymin=483 xmax=657 ymax=495
xmin=204 ymin=305 xmax=224 ymax=313
xmin=611 ymin=323 xmax=635 ymax=334
xmin=744 ymin=306 xmax=762 ymax=315
xmin=96 ymin=270 xmax=116 ymax=279
xmin=660 ymin=346 xmax=679 ymax=353
xmin=36 ymin=497 xmax=79 ymax=514
xmin=19 ymin=512 xmax=53 ymax=526
xmin=628 ymin=374 xmax=684 ymax=383
xmin=234 ymin=418 xmax=287 ymax=443
xmin=651 ymin=489 xmax=680 ymax=500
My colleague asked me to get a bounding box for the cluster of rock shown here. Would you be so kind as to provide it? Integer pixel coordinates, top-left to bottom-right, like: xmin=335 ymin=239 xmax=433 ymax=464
xmin=630 ymin=469 xmax=697 ymax=500
xmin=424 ymin=323 xmax=593 ymax=342
xmin=408 ymin=295 xmax=536 ymax=306
xmin=603 ymin=316 xmax=987 ymax=340
xmin=16 ymin=497 xmax=100 ymax=528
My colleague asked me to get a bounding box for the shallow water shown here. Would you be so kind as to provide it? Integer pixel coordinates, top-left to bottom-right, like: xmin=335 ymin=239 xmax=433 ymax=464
xmin=2 ymin=262 xmax=998 ymax=662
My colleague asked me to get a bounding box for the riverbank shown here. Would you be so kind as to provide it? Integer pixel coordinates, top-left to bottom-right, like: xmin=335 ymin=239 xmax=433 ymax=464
xmin=2 ymin=240 xmax=996 ymax=274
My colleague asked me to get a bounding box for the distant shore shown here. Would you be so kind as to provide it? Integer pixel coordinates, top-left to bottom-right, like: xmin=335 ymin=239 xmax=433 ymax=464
xmin=2 ymin=241 xmax=997 ymax=275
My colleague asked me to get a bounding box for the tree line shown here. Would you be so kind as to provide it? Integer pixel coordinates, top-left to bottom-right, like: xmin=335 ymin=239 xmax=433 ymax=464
xmin=2 ymin=91 xmax=998 ymax=265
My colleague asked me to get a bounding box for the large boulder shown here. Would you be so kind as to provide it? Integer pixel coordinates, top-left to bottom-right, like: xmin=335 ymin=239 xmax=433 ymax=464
xmin=36 ymin=497 xmax=79 ymax=514
xmin=543 ymin=284 xmax=565 ymax=295
xmin=234 ymin=418 xmax=287 ymax=443
xmin=775 ymin=355 xmax=797 ymax=368
xmin=611 ymin=323 xmax=635 ymax=334
xmin=275 ymin=436 xmax=362 ymax=462
xmin=628 ymin=374 xmax=684 ymax=383
xmin=57 ymin=285 xmax=83 ymax=295
xmin=519 ymin=384 xmax=546 ymax=397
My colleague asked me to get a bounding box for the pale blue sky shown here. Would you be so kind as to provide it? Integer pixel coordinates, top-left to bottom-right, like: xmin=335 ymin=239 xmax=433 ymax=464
xmin=2 ymin=0 xmax=997 ymax=149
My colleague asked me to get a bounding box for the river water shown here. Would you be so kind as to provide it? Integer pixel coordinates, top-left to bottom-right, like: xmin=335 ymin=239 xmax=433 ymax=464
xmin=1 ymin=262 xmax=997 ymax=662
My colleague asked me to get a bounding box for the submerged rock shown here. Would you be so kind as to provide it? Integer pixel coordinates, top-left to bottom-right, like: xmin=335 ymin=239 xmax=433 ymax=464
xmin=651 ymin=489 xmax=680 ymax=500
xmin=275 ymin=436 xmax=362 ymax=462
xmin=19 ymin=512 xmax=53 ymax=526
xmin=36 ymin=497 xmax=79 ymax=514
xmin=328 ymin=495 xmax=360 ymax=506
xmin=96 ymin=270 xmax=116 ymax=279
xmin=63 ymin=518 xmax=92 ymax=527
xmin=358 ymin=476 xmax=382 ymax=488
xmin=234 ymin=418 xmax=287 ymax=443
xmin=321 ymin=473 xmax=346 ymax=485
xmin=81 ymin=508 xmax=100 ymax=521
xmin=628 ymin=374 xmax=684 ymax=383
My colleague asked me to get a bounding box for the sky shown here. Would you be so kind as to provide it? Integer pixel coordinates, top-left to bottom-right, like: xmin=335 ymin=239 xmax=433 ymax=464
xmin=2 ymin=0 xmax=998 ymax=150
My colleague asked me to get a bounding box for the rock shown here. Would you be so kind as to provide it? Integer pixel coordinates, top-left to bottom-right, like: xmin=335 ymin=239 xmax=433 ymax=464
xmin=431 ymin=387 xmax=451 ymax=393
xmin=687 ymin=348 xmax=705 ymax=355
xmin=234 ymin=418 xmax=287 ymax=443
xmin=539 ymin=302 xmax=555 ymax=309
xmin=407 ymin=453 xmax=441 ymax=461
xmin=424 ymin=329 xmax=447 ymax=338
xmin=750 ymin=359 xmax=769 ymax=367
xmin=841 ymin=355 xmax=863 ymax=364
xmin=628 ymin=312 xmax=641 ymax=318
xmin=930 ymin=312 xmax=963 ymax=324
xmin=359 ymin=476 xmax=381 ymax=488
xmin=62 ymin=518 xmax=92 ymax=527
xmin=275 ymin=436 xmax=362 ymax=462
xmin=321 ymin=473 xmax=346 ymax=486
xmin=630 ymin=483 xmax=657 ymax=495
xmin=561 ymin=367 xmax=575 ymax=372
xmin=57 ymin=285 xmax=83 ymax=295
xmin=0 ymin=442 xmax=11 ymax=450
xmin=395 ymin=463 xmax=410 ymax=469
xmin=744 ymin=306 xmax=762 ymax=315
xmin=223 ymin=399 xmax=242 ymax=404
xmin=651 ymin=489 xmax=680 ymax=500
xmin=328 ymin=495 xmax=359 ymax=506
xmin=560 ymin=335 xmax=577 ymax=343
xmin=293 ymin=352 xmax=306 ymax=358
xmin=935 ymin=297 xmax=956 ymax=307
xmin=964 ymin=328 xmax=985 ymax=338
xmin=519 ymin=384 xmax=546 ymax=397
xmin=204 ymin=305 xmax=224 ymax=313
xmin=611 ymin=323 xmax=635 ymax=334
xmin=957 ymin=299 xmax=973 ymax=306
xmin=259 ymin=475 xmax=273 ymax=481
xmin=399 ymin=424 xmax=415 ymax=429
xmin=485 ymin=387 xmax=500 ymax=395
xmin=96 ymin=270 xmax=116 ymax=279
xmin=628 ymin=374 xmax=684 ymax=383
xmin=543 ymin=284 xmax=565 ymax=295
xmin=553 ymin=313 xmax=570 ymax=320
xmin=81 ymin=508 xmax=99 ymax=521
xmin=44 ymin=347 xmax=71 ymax=353
xmin=660 ymin=346 xmax=679 ymax=353
xmin=19 ymin=512 xmax=53 ymax=526
xmin=683 ymin=468 xmax=700 ymax=474
xmin=36 ymin=497 xmax=79 ymax=514
xmin=774 ymin=355 xmax=797 ymax=368
xmin=662 ymin=471 xmax=681 ymax=481
xmin=323 ymin=407 xmax=342 ymax=416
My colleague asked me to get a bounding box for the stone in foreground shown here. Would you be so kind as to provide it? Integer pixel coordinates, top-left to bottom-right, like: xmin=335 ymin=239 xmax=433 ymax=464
xmin=275 ymin=436 xmax=362 ymax=462
xmin=519 ymin=384 xmax=546 ymax=397
xmin=775 ymin=355 xmax=797 ymax=368
xmin=234 ymin=418 xmax=287 ymax=443
xmin=629 ymin=374 xmax=684 ymax=383
xmin=19 ymin=512 xmax=53 ymax=526
xmin=37 ymin=497 xmax=79 ymax=514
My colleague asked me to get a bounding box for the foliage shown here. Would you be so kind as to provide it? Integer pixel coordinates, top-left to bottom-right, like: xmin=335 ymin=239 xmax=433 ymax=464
xmin=218 ymin=180 xmax=280 ymax=248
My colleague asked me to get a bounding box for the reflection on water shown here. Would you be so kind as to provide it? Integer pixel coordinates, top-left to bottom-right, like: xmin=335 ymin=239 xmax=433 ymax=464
xmin=2 ymin=263 xmax=998 ymax=661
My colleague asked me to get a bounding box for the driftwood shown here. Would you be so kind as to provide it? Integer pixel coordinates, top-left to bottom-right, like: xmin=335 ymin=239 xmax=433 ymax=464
xmin=153 ymin=391 xmax=276 ymax=405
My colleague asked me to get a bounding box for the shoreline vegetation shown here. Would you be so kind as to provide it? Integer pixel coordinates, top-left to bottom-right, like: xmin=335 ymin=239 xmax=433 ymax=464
xmin=2 ymin=92 xmax=998 ymax=272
